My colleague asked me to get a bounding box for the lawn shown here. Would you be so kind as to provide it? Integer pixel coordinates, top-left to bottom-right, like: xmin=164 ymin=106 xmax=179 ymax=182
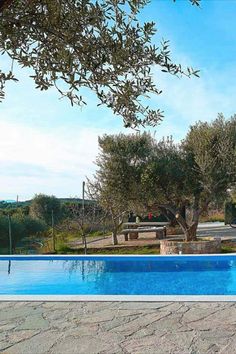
xmin=52 ymin=241 xmax=236 ymax=255
xmin=56 ymin=245 xmax=160 ymax=255
xmin=221 ymin=241 xmax=236 ymax=253
xmin=1 ymin=240 xmax=236 ymax=255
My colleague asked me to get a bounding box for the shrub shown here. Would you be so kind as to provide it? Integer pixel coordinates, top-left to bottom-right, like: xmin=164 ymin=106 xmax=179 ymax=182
xmin=0 ymin=215 xmax=48 ymax=248
xmin=30 ymin=194 xmax=62 ymax=225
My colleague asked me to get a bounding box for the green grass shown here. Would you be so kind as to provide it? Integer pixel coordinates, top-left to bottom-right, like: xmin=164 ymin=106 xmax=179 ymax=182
xmin=2 ymin=238 xmax=235 ymax=255
xmin=55 ymin=245 xmax=160 ymax=255
xmin=49 ymin=241 xmax=236 ymax=255
xmin=221 ymin=241 xmax=236 ymax=253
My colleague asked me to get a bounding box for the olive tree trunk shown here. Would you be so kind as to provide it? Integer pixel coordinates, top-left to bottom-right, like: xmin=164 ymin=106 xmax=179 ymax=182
xmin=184 ymin=222 xmax=198 ymax=241
xmin=159 ymin=203 xmax=200 ymax=242
xmin=112 ymin=230 xmax=118 ymax=245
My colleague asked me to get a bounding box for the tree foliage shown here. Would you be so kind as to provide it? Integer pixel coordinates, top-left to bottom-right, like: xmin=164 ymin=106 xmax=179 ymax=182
xmin=184 ymin=114 xmax=236 ymax=204
xmin=89 ymin=116 xmax=236 ymax=242
xmin=141 ymin=137 xmax=190 ymax=207
xmin=0 ymin=0 xmax=199 ymax=128
xmin=87 ymin=132 xmax=153 ymax=243
xmin=30 ymin=194 xmax=62 ymax=225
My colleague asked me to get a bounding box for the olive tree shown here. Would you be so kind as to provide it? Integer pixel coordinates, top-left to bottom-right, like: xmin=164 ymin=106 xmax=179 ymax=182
xmin=142 ymin=116 xmax=236 ymax=241
xmin=88 ymin=133 xmax=198 ymax=244
xmin=179 ymin=114 xmax=236 ymax=240
xmin=88 ymin=117 xmax=236 ymax=242
xmin=0 ymin=0 xmax=199 ymax=128
xmin=87 ymin=133 xmax=154 ymax=244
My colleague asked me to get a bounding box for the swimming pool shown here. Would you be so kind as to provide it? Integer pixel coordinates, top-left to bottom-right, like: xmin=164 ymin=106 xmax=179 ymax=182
xmin=1 ymin=255 xmax=236 ymax=301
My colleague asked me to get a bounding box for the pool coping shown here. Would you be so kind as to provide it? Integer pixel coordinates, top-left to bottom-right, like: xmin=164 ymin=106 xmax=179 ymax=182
xmin=1 ymin=254 xmax=236 ymax=302
xmin=1 ymin=253 xmax=236 ymax=259
xmin=0 ymin=295 xmax=236 ymax=302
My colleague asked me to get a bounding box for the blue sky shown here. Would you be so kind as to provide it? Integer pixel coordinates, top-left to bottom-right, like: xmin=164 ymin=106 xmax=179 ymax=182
xmin=1 ymin=0 xmax=236 ymax=200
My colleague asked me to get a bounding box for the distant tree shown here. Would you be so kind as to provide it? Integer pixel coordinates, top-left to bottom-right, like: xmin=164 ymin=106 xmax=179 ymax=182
xmin=20 ymin=205 xmax=30 ymax=216
xmin=30 ymin=194 xmax=61 ymax=225
xmin=18 ymin=215 xmax=47 ymax=236
xmin=0 ymin=0 xmax=199 ymax=128
xmin=0 ymin=215 xmax=11 ymax=248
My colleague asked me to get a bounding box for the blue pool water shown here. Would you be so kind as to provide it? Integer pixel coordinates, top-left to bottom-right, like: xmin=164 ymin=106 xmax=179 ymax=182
xmin=1 ymin=255 xmax=236 ymax=295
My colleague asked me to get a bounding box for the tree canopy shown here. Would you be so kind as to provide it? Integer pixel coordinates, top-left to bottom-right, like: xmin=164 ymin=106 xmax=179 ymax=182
xmin=184 ymin=115 xmax=236 ymax=203
xmin=0 ymin=0 xmax=199 ymax=128
xmin=89 ymin=114 xmax=236 ymax=241
xmin=87 ymin=132 xmax=154 ymax=243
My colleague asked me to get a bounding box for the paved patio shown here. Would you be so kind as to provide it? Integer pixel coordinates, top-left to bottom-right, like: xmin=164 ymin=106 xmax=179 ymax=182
xmin=0 ymin=301 xmax=236 ymax=353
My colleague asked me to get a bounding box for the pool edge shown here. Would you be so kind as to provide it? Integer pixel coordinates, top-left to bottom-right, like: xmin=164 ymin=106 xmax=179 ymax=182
xmin=1 ymin=295 xmax=236 ymax=302
xmin=2 ymin=254 xmax=236 ymax=301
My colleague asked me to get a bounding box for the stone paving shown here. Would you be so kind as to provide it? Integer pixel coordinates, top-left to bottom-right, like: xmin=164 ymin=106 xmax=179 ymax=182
xmin=0 ymin=301 xmax=236 ymax=353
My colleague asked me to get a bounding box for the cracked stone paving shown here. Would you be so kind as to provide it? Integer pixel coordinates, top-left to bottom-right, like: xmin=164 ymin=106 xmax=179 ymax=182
xmin=0 ymin=301 xmax=236 ymax=353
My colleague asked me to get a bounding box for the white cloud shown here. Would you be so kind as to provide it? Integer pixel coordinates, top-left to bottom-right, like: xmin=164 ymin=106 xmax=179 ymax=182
xmin=0 ymin=120 xmax=101 ymax=173
xmin=0 ymin=120 xmax=106 ymax=200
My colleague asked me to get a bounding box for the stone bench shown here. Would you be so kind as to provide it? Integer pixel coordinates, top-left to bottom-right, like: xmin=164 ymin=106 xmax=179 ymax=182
xmin=121 ymin=227 xmax=167 ymax=241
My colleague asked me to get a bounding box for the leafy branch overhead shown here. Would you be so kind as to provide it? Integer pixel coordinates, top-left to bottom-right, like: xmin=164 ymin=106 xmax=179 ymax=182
xmin=0 ymin=0 xmax=200 ymax=128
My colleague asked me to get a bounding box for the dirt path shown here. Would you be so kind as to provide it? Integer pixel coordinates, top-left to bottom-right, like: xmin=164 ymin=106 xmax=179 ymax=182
xmin=69 ymin=232 xmax=181 ymax=249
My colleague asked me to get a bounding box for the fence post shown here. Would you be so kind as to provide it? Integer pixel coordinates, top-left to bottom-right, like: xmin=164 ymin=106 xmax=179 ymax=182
xmin=52 ymin=209 xmax=56 ymax=253
xmin=82 ymin=181 xmax=87 ymax=254
xmin=8 ymin=214 xmax=12 ymax=255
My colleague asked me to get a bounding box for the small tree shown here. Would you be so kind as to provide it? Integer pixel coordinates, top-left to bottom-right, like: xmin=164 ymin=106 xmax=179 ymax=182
xmin=62 ymin=200 xmax=106 ymax=253
xmin=87 ymin=179 xmax=126 ymax=245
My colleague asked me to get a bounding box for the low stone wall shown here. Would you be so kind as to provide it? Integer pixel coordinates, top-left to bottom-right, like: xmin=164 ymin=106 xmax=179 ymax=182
xmin=160 ymin=237 xmax=221 ymax=255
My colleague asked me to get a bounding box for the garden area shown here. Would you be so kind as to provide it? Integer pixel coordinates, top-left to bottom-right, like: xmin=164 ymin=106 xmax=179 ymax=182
xmin=1 ymin=114 xmax=236 ymax=256
xmin=2 ymin=1 xmax=236 ymax=353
